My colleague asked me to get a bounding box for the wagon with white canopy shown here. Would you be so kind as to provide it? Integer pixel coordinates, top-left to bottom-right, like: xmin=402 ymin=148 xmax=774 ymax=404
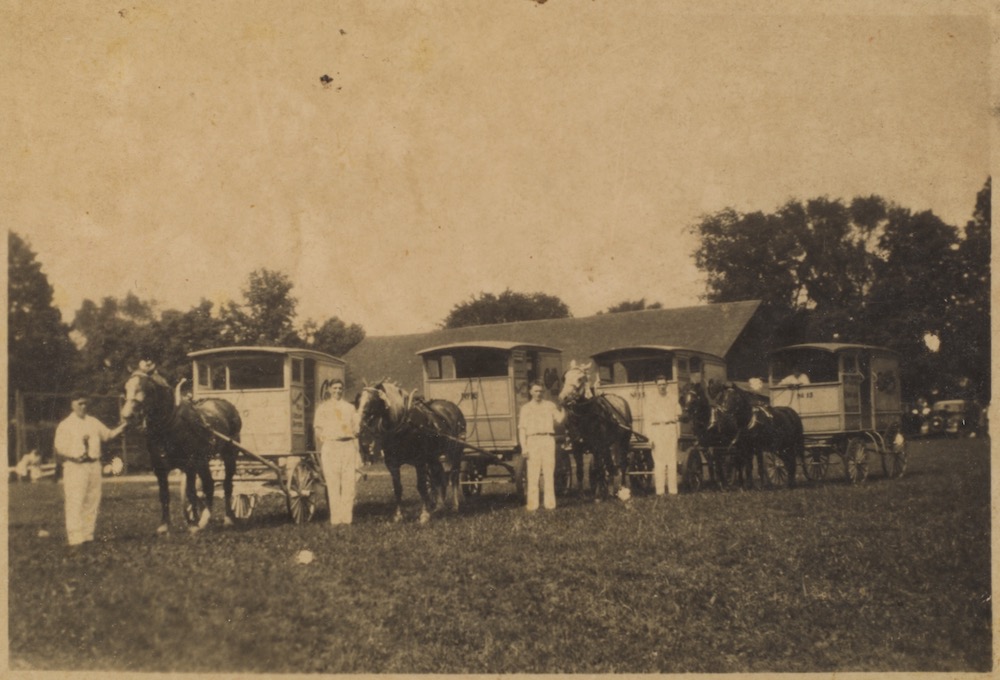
xmin=590 ymin=345 xmax=728 ymax=491
xmin=417 ymin=341 xmax=564 ymax=497
xmin=188 ymin=346 xmax=347 ymax=521
xmin=767 ymin=343 xmax=907 ymax=483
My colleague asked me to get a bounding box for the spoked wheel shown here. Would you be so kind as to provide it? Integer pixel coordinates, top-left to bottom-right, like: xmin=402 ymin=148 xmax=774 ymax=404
xmin=683 ymin=447 xmax=704 ymax=492
xmin=231 ymin=493 xmax=256 ymax=520
xmin=801 ymin=449 xmax=830 ymax=482
xmin=881 ymin=433 xmax=907 ymax=479
xmin=629 ymin=449 xmax=654 ymax=494
xmin=460 ymin=460 xmax=485 ymax=499
xmin=762 ymin=451 xmax=789 ymax=488
xmin=843 ymin=437 xmax=869 ymax=484
xmin=288 ymin=461 xmax=322 ymax=523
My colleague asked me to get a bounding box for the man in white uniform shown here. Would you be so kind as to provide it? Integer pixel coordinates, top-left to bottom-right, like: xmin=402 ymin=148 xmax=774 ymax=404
xmin=518 ymin=382 xmax=565 ymax=511
xmin=648 ymin=375 xmax=679 ymax=496
xmin=780 ymin=365 xmax=811 ymax=386
xmin=53 ymin=392 xmax=126 ymax=547
xmin=313 ymin=379 xmax=360 ymax=525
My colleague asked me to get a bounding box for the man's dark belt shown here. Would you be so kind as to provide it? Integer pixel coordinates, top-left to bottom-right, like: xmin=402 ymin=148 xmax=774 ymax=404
xmin=58 ymin=454 xmax=99 ymax=464
xmin=335 ymin=436 xmax=356 ymax=441
xmin=527 ymin=432 xmax=555 ymax=436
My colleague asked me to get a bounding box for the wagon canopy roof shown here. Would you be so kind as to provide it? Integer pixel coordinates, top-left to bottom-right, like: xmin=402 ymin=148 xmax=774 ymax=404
xmin=590 ymin=345 xmax=725 ymax=363
xmin=416 ymin=341 xmax=562 ymax=356
xmin=187 ymin=346 xmax=346 ymax=364
xmin=343 ymin=300 xmax=762 ymax=391
xmin=772 ymin=343 xmax=899 ymax=356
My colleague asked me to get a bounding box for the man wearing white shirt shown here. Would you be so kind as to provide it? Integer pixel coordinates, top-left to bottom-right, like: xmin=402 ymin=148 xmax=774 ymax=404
xmin=53 ymin=391 xmax=126 ymax=547
xmin=647 ymin=375 xmax=679 ymax=495
xmin=313 ymin=380 xmax=360 ymax=525
xmin=517 ymin=382 xmax=565 ymax=511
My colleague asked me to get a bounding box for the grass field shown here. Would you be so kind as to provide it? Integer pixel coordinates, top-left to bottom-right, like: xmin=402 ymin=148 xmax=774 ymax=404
xmin=7 ymin=437 xmax=993 ymax=673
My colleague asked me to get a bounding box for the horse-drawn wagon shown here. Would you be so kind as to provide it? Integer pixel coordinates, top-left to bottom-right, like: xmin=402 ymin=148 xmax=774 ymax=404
xmin=589 ymin=346 xmax=728 ymax=492
xmin=187 ymin=346 xmax=348 ymax=522
xmin=766 ymin=343 xmax=907 ymax=483
xmin=417 ymin=341 xmax=564 ymax=498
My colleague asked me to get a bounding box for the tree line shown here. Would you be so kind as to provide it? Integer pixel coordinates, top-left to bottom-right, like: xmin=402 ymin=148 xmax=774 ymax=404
xmin=7 ymin=176 xmax=990 ymax=411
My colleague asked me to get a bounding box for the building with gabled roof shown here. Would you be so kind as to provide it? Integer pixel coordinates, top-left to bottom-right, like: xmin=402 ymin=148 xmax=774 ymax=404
xmin=342 ymin=299 xmax=768 ymax=392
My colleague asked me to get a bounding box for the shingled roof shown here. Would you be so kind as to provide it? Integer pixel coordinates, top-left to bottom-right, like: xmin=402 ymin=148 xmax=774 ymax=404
xmin=342 ymin=300 xmax=762 ymax=391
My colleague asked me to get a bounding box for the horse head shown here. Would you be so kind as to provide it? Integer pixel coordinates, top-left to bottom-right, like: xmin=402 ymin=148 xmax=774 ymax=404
xmin=715 ymin=383 xmax=754 ymax=430
xmin=123 ymin=370 xmax=177 ymax=431
xmin=558 ymin=360 xmax=593 ymax=405
xmin=677 ymin=382 xmax=706 ymax=424
xmin=358 ymin=381 xmax=409 ymax=435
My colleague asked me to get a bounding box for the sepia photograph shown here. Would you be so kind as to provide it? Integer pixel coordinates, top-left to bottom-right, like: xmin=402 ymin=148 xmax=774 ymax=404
xmin=4 ymin=0 xmax=994 ymax=673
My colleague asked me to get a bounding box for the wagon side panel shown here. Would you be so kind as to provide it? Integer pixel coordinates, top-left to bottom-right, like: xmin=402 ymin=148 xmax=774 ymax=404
xmin=425 ymin=377 xmax=516 ymax=449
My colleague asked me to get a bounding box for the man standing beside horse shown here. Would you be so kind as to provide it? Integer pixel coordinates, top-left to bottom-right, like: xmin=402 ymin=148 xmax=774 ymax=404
xmin=518 ymin=381 xmax=565 ymax=512
xmin=313 ymin=379 xmax=361 ymax=525
xmin=54 ymin=391 xmax=127 ymax=549
xmin=648 ymin=375 xmax=679 ymax=496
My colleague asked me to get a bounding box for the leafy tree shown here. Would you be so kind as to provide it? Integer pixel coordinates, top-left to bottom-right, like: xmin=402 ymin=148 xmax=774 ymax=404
xmin=146 ymin=299 xmax=227 ymax=383
xmin=301 ymin=317 xmax=366 ymax=357
xmin=939 ymin=177 xmax=991 ymax=400
xmin=601 ymin=298 xmax=663 ymax=314
xmin=71 ymin=293 xmax=159 ymax=395
xmin=863 ymin=208 xmax=962 ymax=397
xmin=441 ymin=289 xmax=571 ymax=329
xmin=8 ymin=231 xmax=77 ymax=405
xmin=220 ymin=269 xmax=300 ymax=346
xmin=690 ymin=194 xmax=972 ymax=397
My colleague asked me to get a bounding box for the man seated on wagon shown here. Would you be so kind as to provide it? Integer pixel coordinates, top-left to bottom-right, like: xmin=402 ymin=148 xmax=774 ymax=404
xmin=779 ymin=365 xmax=811 ymax=386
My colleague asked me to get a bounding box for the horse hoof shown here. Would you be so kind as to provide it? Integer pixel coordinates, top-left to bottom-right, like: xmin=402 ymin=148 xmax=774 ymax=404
xmin=393 ymin=513 xmax=403 ymax=523
xmin=419 ymin=513 xmax=430 ymax=524
xmin=223 ymin=516 xmax=235 ymax=528
xmin=198 ymin=508 xmax=211 ymax=529
xmin=155 ymin=524 xmax=169 ymax=535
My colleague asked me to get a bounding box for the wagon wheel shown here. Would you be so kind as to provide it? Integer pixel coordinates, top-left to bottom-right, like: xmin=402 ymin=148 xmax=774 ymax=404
xmin=801 ymin=449 xmax=830 ymax=482
xmin=460 ymin=460 xmax=485 ymax=498
xmin=230 ymin=493 xmax=256 ymax=520
xmin=762 ymin=451 xmax=788 ymax=488
xmin=880 ymin=433 xmax=907 ymax=479
xmin=630 ymin=449 xmax=654 ymax=494
xmin=683 ymin=447 xmax=704 ymax=492
xmin=843 ymin=437 xmax=869 ymax=484
xmin=288 ymin=461 xmax=322 ymax=523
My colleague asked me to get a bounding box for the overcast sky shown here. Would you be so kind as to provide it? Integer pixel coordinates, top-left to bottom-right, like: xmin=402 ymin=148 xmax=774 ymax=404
xmin=4 ymin=1 xmax=993 ymax=337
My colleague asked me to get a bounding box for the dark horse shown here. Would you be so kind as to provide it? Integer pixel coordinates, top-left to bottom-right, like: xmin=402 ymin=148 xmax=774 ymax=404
xmin=121 ymin=371 xmax=242 ymax=532
xmin=557 ymin=361 xmax=633 ymax=500
xmin=716 ymin=383 xmax=804 ymax=489
xmin=678 ymin=380 xmax=747 ymax=488
xmin=357 ymin=381 xmax=466 ymax=523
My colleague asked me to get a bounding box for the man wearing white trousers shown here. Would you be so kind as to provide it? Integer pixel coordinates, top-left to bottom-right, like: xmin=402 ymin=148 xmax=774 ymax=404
xmin=313 ymin=380 xmax=360 ymax=525
xmin=53 ymin=391 xmax=126 ymax=548
xmin=518 ymin=382 xmax=565 ymax=511
xmin=648 ymin=375 xmax=679 ymax=495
